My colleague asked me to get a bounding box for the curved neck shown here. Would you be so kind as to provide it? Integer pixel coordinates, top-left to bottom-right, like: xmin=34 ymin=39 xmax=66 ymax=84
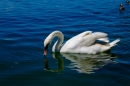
xmin=49 ymin=31 xmax=64 ymax=52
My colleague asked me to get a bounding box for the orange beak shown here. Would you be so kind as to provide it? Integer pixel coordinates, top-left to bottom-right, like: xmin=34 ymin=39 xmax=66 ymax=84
xmin=44 ymin=49 xmax=48 ymax=57
xmin=44 ymin=44 xmax=49 ymax=57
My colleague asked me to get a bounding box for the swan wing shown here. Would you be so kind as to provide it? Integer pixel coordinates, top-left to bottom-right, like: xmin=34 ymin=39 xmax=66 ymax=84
xmin=60 ymin=31 xmax=108 ymax=52
xmin=62 ymin=31 xmax=92 ymax=49
xmin=83 ymin=32 xmax=108 ymax=45
xmin=79 ymin=32 xmax=108 ymax=47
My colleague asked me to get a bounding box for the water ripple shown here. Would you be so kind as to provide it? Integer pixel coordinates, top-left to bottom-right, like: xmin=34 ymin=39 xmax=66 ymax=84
xmin=0 ymin=0 xmax=130 ymax=86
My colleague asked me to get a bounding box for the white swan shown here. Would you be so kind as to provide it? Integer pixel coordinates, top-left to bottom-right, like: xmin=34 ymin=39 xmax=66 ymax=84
xmin=44 ymin=31 xmax=120 ymax=56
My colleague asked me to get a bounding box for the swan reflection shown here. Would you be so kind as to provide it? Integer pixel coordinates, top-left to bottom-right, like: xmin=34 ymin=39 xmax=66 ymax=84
xmin=61 ymin=53 xmax=117 ymax=74
xmin=44 ymin=52 xmax=64 ymax=72
xmin=44 ymin=52 xmax=117 ymax=74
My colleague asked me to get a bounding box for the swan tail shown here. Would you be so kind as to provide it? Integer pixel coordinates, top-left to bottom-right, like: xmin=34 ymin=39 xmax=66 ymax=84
xmin=109 ymin=38 xmax=120 ymax=47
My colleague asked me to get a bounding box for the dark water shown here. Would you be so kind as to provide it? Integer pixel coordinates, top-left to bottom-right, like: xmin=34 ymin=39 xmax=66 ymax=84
xmin=0 ymin=0 xmax=130 ymax=86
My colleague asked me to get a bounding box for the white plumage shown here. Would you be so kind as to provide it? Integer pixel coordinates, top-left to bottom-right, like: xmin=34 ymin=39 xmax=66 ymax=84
xmin=44 ymin=31 xmax=120 ymax=55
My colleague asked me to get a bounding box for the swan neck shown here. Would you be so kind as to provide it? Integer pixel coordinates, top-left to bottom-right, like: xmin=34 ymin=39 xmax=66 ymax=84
xmin=51 ymin=31 xmax=64 ymax=52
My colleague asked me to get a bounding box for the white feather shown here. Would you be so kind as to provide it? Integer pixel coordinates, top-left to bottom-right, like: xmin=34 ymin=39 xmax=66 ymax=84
xmin=44 ymin=31 xmax=120 ymax=54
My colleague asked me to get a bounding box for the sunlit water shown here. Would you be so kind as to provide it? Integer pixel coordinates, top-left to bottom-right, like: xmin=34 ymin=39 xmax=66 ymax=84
xmin=0 ymin=0 xmax=130 ymax=86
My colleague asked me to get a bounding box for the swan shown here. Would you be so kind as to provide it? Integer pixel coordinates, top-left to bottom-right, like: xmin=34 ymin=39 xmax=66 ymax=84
xmin=44 ymin=31 xmax=120 ymax=56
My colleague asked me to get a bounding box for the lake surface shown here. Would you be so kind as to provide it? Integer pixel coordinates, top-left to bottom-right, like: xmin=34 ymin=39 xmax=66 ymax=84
xmin=0 ymin=0 xmax=130 ymax=86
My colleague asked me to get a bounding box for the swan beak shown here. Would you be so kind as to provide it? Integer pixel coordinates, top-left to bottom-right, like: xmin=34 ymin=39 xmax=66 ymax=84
xmin=44 ymin=49 xmax=48 ymax=57
xmin=44 ymin=44 xmax=49 ymax=56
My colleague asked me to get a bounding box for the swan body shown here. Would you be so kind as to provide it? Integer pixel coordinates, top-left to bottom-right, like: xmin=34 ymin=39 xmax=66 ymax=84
xmin=44 ymin=31 xmax=120 ymax=56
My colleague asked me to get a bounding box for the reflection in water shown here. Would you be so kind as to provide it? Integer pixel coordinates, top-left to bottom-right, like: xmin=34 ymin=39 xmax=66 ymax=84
xmin=44 ymin=52 xmax=64 ymax=72
xmin=44 ymin=52 xmax=117 ymax=74
xmin=61 ymin=53 xmax=117 ymax=74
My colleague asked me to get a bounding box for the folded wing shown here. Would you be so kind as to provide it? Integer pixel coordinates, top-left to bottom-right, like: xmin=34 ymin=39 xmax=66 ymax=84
xmin=60 ymin=31 xmax=108 ymax=53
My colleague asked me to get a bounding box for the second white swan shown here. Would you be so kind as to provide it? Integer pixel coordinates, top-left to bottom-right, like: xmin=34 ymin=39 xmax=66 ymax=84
xmin=44 ymin=31 xmax=120 ymax=56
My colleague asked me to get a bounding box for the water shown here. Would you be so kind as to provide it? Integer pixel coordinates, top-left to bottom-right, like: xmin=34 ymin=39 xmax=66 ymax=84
xmin=0 ymin=0 xmax=130 ymax=86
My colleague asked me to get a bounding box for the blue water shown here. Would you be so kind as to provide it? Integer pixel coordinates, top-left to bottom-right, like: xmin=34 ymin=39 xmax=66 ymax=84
xmin=0 ymin=0 xmax=130 ymax=86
